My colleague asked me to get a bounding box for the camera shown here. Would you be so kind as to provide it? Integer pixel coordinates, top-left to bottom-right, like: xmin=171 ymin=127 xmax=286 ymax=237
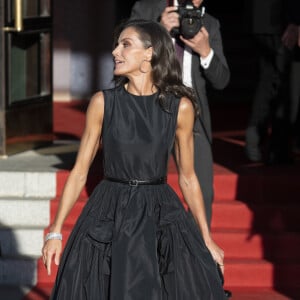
xmin=171 ymin=1 xmax=205 ymax=39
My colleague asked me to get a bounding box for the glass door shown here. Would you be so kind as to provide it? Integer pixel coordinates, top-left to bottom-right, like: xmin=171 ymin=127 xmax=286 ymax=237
xmin=0 ymin=0 xmax=53 ymax=156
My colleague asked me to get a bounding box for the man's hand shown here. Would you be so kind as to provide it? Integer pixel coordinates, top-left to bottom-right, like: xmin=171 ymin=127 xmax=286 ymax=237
xmin=160 ymin=6 xmax=180 ymax=33
xmin=282 ymin=23 xmax=298 ymax=49
xmin=180 ymin=26 xmax=211 ymax=58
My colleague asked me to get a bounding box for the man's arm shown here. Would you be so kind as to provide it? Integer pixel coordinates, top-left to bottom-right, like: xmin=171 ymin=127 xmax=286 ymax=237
xmin=185 ymin=16 xmax=230 ymax=90
xmin=281 ymin=0 xmax=300 ymax=49
xmin=202 ymin=17 xmax=230 ymax=89
xmin=130 ymin=0 xmax=166 ymax=21
xmin=130 ymin=1 xmax=230 ymax=90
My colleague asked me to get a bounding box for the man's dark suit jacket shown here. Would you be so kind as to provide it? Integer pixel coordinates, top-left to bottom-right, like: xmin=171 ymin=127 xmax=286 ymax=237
xmin=130 ymin=0 xmax=230 ymax=143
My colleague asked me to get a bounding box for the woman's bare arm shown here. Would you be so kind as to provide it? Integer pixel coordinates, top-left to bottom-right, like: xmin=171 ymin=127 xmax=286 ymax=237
xmin=42 ymin=91 xmax=104 ymax=275
xmin=174 ymin=97 xmax=224 ymax=269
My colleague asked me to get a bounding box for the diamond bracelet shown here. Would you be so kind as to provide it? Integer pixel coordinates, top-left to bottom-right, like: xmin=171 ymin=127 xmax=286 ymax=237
xmin=45 ymin=232 xmax=62 ymax=242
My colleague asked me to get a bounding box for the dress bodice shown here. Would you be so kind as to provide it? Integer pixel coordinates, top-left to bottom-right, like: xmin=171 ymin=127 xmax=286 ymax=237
xmin=102 ymin=86 xmax=180 ymax=180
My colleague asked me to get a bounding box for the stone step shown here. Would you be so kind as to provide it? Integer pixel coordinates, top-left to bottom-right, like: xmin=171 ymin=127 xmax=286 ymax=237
xmin=211 ymin=200 xmax=300 ymax=232
xmin=213 ymin=230 xmax=300 ymax=260
xmin=0 ymin=169 xmax=55 ymax=287
xmin=0 ymin=257 xmax=37 ymax=285
xmin=0 ymin=172 xmax=56 ymax=198
xmin=0 ymin=285 xmax=32 ymax=300
xmin=0 ymin=228 xmax=45 ymax=257
xmin=0 ymin=198 xmax=50 ymax=228
xmin=225 ymin=259 xmax=300 ymax=288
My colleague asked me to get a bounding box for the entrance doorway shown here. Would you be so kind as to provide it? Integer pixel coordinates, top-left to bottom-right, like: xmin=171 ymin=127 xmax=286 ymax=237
xmin=0 ymin=0 xmax=53 ymax=156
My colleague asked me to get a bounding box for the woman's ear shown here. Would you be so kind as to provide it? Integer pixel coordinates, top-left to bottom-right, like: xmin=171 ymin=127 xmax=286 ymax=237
xmin=145 ymin=46 xmax=153 ymax=61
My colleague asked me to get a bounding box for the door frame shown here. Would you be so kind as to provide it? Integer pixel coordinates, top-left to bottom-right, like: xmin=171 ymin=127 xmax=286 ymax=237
xmin=0 ymin=0 xmax=53 ymax=157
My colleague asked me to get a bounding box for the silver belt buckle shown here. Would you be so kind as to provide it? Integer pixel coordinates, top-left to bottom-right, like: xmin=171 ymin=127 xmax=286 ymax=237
xmin=129 ymin=179 xmax=138 ymax=186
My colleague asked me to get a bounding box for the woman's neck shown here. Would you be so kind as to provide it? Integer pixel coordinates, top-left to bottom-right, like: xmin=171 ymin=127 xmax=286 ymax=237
xmin=125 ymin=78 xmax=157 ymax=96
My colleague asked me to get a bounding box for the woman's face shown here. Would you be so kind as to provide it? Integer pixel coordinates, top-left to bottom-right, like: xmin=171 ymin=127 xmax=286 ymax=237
xmin=112 ymin=27 xmax=152 ymax=77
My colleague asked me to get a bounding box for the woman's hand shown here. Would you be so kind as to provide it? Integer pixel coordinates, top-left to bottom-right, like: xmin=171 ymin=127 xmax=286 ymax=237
xmin=205 ymin=237 xmax=225 ymax=274
xmin=42 ymin=239 xmax=62 ymax=275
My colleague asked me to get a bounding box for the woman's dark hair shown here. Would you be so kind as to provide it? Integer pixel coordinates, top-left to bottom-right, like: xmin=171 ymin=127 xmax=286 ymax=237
xmin=113 ymin=19 xmax=199 ymax=116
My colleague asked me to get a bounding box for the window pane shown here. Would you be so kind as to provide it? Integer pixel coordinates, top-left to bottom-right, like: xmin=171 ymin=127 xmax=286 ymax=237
xmin=40 ymin=0 xmax=51 ymax=16
xmin=23 ymin=0 xmax=39 ymax=17
xmin=40 ymin=33 xmax=51 ymax=95
xmin=9 ymin=32 xmax=51 ymax=104
xmin=11 ymin=0 xmax=52 ymax=18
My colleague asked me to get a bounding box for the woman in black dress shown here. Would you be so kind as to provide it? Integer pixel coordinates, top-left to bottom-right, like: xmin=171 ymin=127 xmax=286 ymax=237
xmin=42 ymin=19 xmax=226 ymax=299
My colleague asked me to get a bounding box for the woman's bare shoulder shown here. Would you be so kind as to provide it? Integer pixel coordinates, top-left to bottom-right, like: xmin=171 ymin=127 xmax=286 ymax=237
xmin=178 ymin=97 xmax=195 ymax=116
xmin=91 ymin=91 xmax=104 ymax=104
xmin=84 ymin=91 xmax=105 ymax=122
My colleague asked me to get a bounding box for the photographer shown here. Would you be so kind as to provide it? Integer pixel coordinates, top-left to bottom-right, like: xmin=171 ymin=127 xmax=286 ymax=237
xmin=130 ymin=0 xmax=230 ymax=228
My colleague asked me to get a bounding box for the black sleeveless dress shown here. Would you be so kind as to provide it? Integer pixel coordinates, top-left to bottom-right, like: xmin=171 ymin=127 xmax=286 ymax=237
xmin=50 ymin=86 xmax=225 ymax=300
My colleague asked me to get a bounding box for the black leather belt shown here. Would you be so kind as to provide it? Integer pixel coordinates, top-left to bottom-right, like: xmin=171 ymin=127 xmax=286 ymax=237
xmin=105 ymin=176 xmax=166 ymax=186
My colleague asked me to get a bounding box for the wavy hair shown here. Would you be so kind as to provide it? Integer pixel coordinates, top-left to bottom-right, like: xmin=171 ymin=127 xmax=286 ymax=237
xmin=113 ymin=19 xmax=199 ymax=116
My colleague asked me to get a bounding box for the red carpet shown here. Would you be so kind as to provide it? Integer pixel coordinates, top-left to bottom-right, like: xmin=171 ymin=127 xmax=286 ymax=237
xmin=24 ymin=101 xmax=300 ymax=299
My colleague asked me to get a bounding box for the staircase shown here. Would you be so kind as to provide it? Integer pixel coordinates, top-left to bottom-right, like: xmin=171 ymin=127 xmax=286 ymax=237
xmin=169 ymin=151 xmax=300 ymax=299
xmin=0 ymin=168 xmax=56 ymax=299
xmin=27 ymin=149 xmax=300 ymax=299
xmin=1 ymin=102 xmax=300 ymax=300
xmin=211 ymin=164 xmax=300 ymax=298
